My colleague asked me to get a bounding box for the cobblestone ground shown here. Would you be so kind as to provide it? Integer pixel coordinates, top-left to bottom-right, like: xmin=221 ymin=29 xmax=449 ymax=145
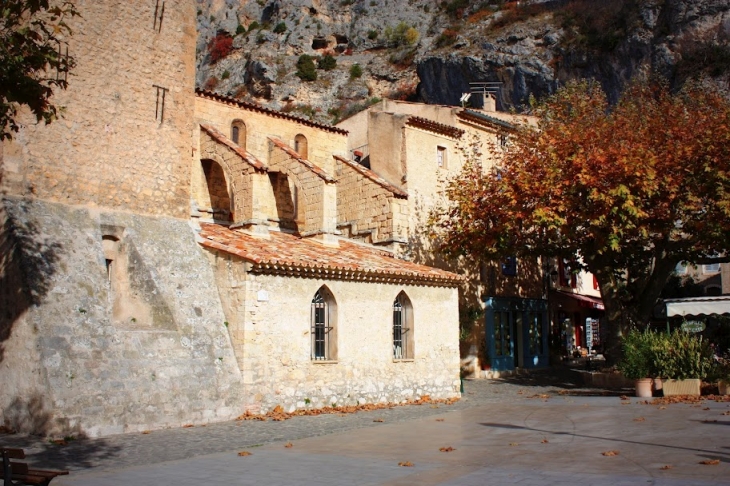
xmin=0 ymin=368 xmax=620 ymax=473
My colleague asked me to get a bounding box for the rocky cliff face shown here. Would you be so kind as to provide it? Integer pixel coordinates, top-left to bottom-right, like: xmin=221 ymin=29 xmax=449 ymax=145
xmin=196 ymin=0 xmax=730 ymax=123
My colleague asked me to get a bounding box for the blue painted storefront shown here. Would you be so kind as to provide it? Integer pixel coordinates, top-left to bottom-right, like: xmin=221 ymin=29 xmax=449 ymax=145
xmin=485 ymin=297 xmax=549 ymax=371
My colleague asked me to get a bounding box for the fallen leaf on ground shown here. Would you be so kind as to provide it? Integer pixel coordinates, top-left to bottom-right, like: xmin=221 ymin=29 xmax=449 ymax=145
xmin=541 ymin=439 xmax=549 ymax=444
xmin=182 ymin=424 xmax=194 ymax=428
xmin=620 ymin=395 xmax=629 ymax=400
xmin=621 ymin=402 xmax=631 ymax=405
xmin=373 ymin=418 xmax=384 ymax=423
xmin=142 ymin=430 xmax=151 ymax=434
xmin=602 ymin=450 xmax=620 ymax=456
xmin=659 ymin=406 xmax=667 ymax=410
xmin=435 ymin=418 xmax=445 ymax=422
xmin=703 ymin=407 xmax=710 ymax=410
xmin=284 ymin=442 xmax=293 ymax=448
xmin=238 ymin=451 xmax=252 ymax=457
xmin=633 ymin=417 xmax=645 ymax=422
xmin=722 ymin=411 xmax=730 ymax=415
xmin=509 ymin=443 xmax=519 ymax=446
xmin=702 ymin=419 xmax=718 ymax=423
xmin=660 ymin=465 xmax=672 ymax=470
xmin=439 ymin=447 xmax=455 ymax=452
xmin=700 ymin=459 xmax=720 ymax=465
xmin=398 ymin=461 xmax=413 ymax=467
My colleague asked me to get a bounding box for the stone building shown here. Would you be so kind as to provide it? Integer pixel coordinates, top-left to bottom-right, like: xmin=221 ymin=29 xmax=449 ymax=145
xmin=0 ymin=0 xmax=460 ymax=438
xmin=336 ymin=99 xmax=549 ymax=375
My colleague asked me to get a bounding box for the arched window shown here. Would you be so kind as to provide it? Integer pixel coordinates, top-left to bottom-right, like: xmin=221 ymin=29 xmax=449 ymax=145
xmin=231 ymin=119 xmax=246 ymax=150
xmin=393 ymin=292 xmax=414 ymax=359
xmin=311 ymin=286 xmax=337 ymax=360
xmin=294 ymin=134 xmax=308 ymax=159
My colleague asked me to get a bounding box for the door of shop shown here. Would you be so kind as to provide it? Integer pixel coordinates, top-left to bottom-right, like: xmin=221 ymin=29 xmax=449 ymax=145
xmin=485 ymin=297 xmax=549 ymax=371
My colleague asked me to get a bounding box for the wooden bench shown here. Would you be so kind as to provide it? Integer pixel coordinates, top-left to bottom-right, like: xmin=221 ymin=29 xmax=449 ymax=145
xmin=1 ymin=448 xmax=68 ymax=486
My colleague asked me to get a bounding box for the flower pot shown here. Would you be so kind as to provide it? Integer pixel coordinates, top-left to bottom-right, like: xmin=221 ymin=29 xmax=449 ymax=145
xmin=635 ymin=378 xmax=653 ymax=398
xmin=661 ymin=378 xmax=701 ymax=396
xmin=718 ymin=380 xmax=730 ymax=395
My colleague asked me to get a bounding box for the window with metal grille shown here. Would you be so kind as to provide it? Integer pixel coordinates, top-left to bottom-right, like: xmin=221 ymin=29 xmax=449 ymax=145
xmin=311 ymin=287 xmax=336 ymax=360
xmin=393 ymin=292 xmax=413 ymax=359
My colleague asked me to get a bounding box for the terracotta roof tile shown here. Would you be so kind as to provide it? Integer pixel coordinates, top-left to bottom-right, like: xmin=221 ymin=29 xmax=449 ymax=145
xmin=196 ymin=89 xmax=349 ymax=136
xmin=406 ymin=116 xmax=465 ymax=139
xmin=198 ymin=223 xmax=461 ymax=287
xmin=457 ymin=109 xmax=515 ymax=130
xmin=334 ymin=155 xmax=407 ymax=198
xmin=268 ymin=137 xmax=336 ymax=183
xmin=200 ymin=124 xmax=267 ymax=171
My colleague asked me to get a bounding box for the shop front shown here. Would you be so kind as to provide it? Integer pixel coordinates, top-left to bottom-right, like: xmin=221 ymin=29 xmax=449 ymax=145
xmin=485 ymin=297 xmax=549 ymax=372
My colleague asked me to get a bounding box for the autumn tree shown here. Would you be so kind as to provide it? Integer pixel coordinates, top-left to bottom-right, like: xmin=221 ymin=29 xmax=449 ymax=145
xmin=0 ymin=0 xmax=79 ymax=140
xmin=430 ymin=80 xmax=730 ymax=361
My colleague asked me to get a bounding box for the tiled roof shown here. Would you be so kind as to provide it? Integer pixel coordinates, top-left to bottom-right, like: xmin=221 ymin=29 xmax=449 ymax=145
xmin=198 ymin=223 xmax=462 ymax=287
xmin=457 ymin=109 xmax=515 ymax=130
xmin=200 ymin=124 xmax=267 ymax=171
xmin=333 ymin=155 xmax=407 ymax=198
xmin=196 ymin=89 xmax=349 ymax=136
xmin=406 ymin=116 xmax=465 ymax=139
xmin=268 ymin=137 xmax=336 ymax=183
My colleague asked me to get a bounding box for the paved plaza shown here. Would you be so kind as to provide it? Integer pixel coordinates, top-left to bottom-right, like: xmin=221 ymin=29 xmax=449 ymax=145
xmin=2 ymin=370 xmax=729 ymax=485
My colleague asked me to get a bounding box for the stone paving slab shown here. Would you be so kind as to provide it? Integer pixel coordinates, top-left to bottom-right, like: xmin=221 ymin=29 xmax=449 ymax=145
xmin=4 ymin=371 xmax=730 ymax=485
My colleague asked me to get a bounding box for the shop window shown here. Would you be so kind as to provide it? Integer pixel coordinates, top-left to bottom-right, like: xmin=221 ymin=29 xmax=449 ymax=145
xmin=393 ymin=291 xmax=414 ymax=360
xmin=311 ymin=286 xmax=337 ymax=361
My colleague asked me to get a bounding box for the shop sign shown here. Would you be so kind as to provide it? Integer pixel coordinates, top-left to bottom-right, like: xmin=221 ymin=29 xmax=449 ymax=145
xmin=681 ymin=320 xmax=705 ymax=333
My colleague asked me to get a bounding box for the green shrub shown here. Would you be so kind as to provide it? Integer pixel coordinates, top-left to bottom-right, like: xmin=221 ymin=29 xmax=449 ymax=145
xmin=651 ymin=329 xmax=714 ymax=380
xmin=367 ymin=29 xmax=378 ymax=40
xmin=248 ymin=21 xmax=260 ymax=32
xmin=384 ymin=22 xmax=419 ymax=48
xmin=619 ymin=328 xmax=714 ymax=380
xmin=318 ymin=54 xmax=337 ymax=71
xmin=349 ymin=63 xmax=363 ymax=79
xmin=221 ymin=70 xmax=230 ymax=80
xmin=236 ymin=24 xmax=246 ymax=35
xmin=296 ymin=54 xmax=317 ymax=81
xmin=617 ymin=329 xmax=656 ymax=380
xmin=435 ymin=28 xmax=458 ymax=48
xmin=273 ymin=22 xmax=287 ymax=34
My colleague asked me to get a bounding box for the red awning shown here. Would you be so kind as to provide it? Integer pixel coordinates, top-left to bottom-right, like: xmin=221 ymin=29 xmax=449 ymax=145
xmin=555 ymin=290 xmax=604 ymax=310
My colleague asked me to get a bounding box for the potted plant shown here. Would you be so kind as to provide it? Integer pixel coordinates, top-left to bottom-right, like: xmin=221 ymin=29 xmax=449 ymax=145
xmin=652 ymin=330 xmax=714 ymax=396
xmin=617 ymin=329 xmax=656 ymax=397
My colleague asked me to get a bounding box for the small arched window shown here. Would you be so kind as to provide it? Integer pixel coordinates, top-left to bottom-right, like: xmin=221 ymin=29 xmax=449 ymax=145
xmin=231 ymin=120 xmax=246 ymax=150
xmin=294 ymin=134 xmax=308 ymax=159
xmin=393 ymin=292 xmax=414 ymax=360
xmin=311 ymin=286 xmax=337 ymax=360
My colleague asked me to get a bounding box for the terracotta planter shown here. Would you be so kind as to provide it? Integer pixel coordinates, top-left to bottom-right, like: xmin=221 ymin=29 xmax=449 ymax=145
xmin=662 ymin=378 xmax=701 ymax=396
xmin=635 ymin=378 xmax=653 ymax=398
xmin=718 ymin=380 xmax=730 ymax=395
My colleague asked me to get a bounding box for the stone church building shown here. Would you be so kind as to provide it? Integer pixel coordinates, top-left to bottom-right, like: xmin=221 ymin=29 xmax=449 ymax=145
xmin=0 ymin=1 xmax=463 ymax=438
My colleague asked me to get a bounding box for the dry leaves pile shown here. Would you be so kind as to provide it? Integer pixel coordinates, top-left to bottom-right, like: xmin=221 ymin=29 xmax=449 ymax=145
xmin=236 ymin=396 xmax=459 ymax=422
xmin=699 ymin=459 xmax=720 ymax=465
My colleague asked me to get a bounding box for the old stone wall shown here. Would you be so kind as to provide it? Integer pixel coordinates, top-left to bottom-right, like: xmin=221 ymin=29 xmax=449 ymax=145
xmin=206 ymin=251 xmax=461 ymax=413
xmin=194 ymin=96 xmax=348 ymax=175
xmin=0 ymin=0 xmax=196 ymax=219
xmin=0 ymin=197 xmax=244 ymax=438
xmin=267 ymin=143 xmax=337 ymax=236
xmin=335 ymin=159 xmax=407 ymax=244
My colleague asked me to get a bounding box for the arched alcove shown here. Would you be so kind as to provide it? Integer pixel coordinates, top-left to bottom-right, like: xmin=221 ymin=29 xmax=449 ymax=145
xmin=231 ymin=119 xmax=246 ymax=151
xmin=294 ymin=134 xmax=308 ymax=159
xmin=200 ymin=158 xmax=233 ymax=222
